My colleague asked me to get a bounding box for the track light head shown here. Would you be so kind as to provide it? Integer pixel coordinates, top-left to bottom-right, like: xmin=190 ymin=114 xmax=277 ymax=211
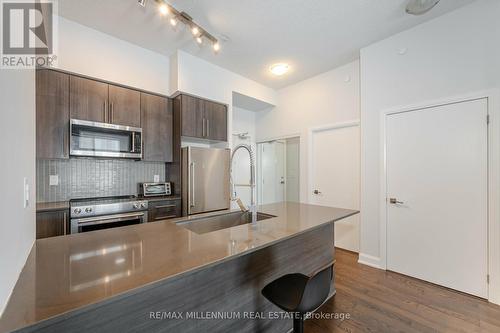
xmin=159 ymin=3 xmax=169 ymax=16
xmin=213 ymin=42 xmax=220 ymax=53
xmin=191 ymin=26 xmax=200 ymax=36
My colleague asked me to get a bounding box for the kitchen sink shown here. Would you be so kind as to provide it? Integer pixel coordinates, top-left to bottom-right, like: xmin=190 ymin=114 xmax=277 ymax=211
xmin=176 ymin=211 xmax=276 ymax=234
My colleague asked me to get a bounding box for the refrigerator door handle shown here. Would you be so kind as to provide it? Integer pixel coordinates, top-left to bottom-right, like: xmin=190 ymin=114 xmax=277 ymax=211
xmin=190 ymin=162 xmax=196 ymax=208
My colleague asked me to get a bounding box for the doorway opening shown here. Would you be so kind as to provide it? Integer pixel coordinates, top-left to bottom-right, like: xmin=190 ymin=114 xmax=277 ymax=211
xmin=257 ymin=137 xmax=300 ymax=205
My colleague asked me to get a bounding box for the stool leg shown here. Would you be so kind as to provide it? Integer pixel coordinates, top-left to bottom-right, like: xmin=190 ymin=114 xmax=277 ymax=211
xmin=293 ymin=314 xmax=304 ymax=333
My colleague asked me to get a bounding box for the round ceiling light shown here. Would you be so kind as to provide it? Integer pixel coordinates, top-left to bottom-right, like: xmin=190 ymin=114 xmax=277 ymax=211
xmin=270 ymin=63 xmax=290 ymax=76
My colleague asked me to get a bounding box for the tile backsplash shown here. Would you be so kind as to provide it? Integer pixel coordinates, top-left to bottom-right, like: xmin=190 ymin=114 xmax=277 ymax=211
xmin=37 ymin=159 xmax=165 ymax=202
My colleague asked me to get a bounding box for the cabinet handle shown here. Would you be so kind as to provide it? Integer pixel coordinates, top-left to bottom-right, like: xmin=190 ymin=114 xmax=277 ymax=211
xmin=104 ymin=101 xmax=108 ymax=123
xmin=63 ymin=211 xmax=67 ymax=235
xmin=202 ymin=118 xmax=206 ymax=137
xmin=110 ymin=103 xmax=114 ymax=123
xmin=154 ymin=215 xmax=178 ymax=220
xmin=207 ymin=119 xmax=210 ymax=137
xmin=155 ymin=204 xmax=176 ymax=209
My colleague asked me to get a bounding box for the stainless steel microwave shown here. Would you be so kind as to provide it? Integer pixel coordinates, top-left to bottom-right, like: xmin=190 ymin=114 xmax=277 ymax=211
xmin=70 ymin=119 xmax=142 ymax=159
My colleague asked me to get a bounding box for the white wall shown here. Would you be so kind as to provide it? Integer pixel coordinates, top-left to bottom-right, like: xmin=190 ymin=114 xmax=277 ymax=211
xmin=360 ymin=0 xmax=500 ymax=267
xmin=256 ymin=60 xmax=360 ymax=202
xmin=231 ymin=107 xmax=257 ymax=208
xmin=173 ymin=50 xmax=277 ymax=153
xmin=55 ymin=16 xmax=170 ymax=95
xmin=175 ymin=50 xmax=277 ymax=107
xmin=0 ymin=69 xmax=36 ymax=315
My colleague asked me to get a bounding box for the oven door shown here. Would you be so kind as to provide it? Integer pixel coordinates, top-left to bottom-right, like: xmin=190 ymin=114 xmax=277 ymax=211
xmin=71 ymin=211 xmax=147 ymax=234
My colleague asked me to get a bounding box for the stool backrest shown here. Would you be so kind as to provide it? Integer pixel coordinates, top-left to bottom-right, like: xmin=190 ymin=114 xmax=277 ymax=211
xmin=296 ymin=262 xmax=334 ymax=313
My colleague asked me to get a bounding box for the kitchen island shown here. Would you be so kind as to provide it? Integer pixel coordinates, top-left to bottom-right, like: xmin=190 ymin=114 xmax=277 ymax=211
xmin=0 ymin=202 xmax=357 ymax=333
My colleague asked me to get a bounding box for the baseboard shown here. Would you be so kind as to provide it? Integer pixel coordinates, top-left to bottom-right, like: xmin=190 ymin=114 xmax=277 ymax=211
xmin=489 ymin=281 xmax=500 ymax=305
xmin=358 ymin=253 xmax=382 ymax=269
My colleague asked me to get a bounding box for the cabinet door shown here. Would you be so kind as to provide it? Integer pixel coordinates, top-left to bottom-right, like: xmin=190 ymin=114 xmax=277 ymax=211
xmin=205 ymin=101 xmax=228 ymax=141
xmin=108 ymin=85 xmax=141 ymax=127
xmin=141 ymin=93 xmax=173 ymax=162
xmin=70 ymin=76 xmax=108 ymax=123
xmin=36 ymin=70 xmax=70 ymax=159
xmin=36 ymin=210 xmax=67 ymax=239
xmin=181 ymin=95 xmax=204 ymax=138
xmin=148 ymin=200 xmax=182 ymax=222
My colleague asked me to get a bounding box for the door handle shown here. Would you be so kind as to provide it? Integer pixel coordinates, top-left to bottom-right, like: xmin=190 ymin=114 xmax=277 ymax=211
xmin=389 ymin=198 xmax=404 ymax=204
xmin=190 ymin=162 xmax=196 ymax=207
xmin=313 ymin=190 xmax=322 ymax=195
xmin=131 ymin=132 xmax=136 ymax=152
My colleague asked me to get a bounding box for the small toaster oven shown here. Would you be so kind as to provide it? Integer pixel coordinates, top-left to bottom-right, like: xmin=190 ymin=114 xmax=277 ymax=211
xmin=140 ymin=182 xmax=172 ymax=197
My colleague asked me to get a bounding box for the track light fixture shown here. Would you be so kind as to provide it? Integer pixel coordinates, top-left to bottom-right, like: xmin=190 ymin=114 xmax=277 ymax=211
xmin=139 ymin=0 xmax=221 ymax=53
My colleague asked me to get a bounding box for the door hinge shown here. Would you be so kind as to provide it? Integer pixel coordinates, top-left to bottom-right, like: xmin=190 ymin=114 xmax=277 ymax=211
xmin=487 ymin=274 xmax=490 ymax=284
xmin=487 ymin=115 xmax=490 ymax=124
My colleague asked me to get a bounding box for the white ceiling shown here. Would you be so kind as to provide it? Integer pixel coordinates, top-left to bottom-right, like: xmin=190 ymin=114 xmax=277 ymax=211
xmin=58 ymin=0 xmax=476 ymax=89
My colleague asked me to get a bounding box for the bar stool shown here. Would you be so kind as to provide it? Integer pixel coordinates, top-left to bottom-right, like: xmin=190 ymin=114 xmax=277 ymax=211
xmin=261 ymin=261 xmax=335 ymax=333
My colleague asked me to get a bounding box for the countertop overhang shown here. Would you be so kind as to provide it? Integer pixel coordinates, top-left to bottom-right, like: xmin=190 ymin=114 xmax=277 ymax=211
xmin=0 ymin=202 xmax=358 ymax=333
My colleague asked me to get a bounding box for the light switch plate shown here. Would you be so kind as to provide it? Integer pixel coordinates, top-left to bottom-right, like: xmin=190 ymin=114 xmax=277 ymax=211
xmin=154 ymin=175 xmax=160 ymax=182
xmin=49 ymin=175 xmax=59 ymax=186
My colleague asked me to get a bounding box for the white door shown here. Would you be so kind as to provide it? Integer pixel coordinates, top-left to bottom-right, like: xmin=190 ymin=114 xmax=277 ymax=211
xmin=311 ymin=125 xmax=360 ymax=252
xmin=258 ymin=141 xmax=286 ymax=204
xmin=386 ymin=98 xmax=488 ymax=298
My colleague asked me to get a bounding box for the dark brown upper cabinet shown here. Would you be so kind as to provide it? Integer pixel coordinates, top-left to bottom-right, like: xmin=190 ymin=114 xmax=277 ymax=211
xmin=180 ymin=94 xmax=204 ymax=138
xmin=205 ymin=100 xmax=228 ymax=142
xmin=109 ymin=85 xmax=141 ymax=128
xmin=36 ymin=69 xmax=70 ymax=159
xmin=70 ymin=76 xmax=108 ymax=123
xmin=178 ymin=94 xmax=227 ymax=142
xmin=70 ymin=76 xmax=141 ymax=128
xmin=141 ymin=93 xmax=173 ymax=162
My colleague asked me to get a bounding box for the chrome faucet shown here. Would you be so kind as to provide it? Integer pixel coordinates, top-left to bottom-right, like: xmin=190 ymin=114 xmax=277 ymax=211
xmin=230 ymin=144 xmax=256 ymax=214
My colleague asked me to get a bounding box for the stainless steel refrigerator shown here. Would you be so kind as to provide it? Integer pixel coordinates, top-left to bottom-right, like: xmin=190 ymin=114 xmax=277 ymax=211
xmin=181 ymin=147 xmax=231 ymax=216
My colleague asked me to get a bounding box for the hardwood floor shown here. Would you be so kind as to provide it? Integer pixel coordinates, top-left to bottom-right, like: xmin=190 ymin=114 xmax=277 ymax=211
xmin=306 ymin=249 xmax=500 ymax=333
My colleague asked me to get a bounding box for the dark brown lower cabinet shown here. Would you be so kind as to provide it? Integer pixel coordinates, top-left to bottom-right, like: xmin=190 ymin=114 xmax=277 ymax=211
xmin=36 ymin=210 xmax=68 ymax=239
xmin=148 ymin=199 xmax=182 ymax=222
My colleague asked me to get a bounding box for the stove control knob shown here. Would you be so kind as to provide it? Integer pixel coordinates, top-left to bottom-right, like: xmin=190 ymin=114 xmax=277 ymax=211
xmin=74 ymin=208 xmax=82 ymax=215
xmin=85 ymin=207 xmax=93 ymax=213
xmin=140 ymin=203 xmax=147 ymax=209
xmin=133 ymin=203 xmax=140 ymax=209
